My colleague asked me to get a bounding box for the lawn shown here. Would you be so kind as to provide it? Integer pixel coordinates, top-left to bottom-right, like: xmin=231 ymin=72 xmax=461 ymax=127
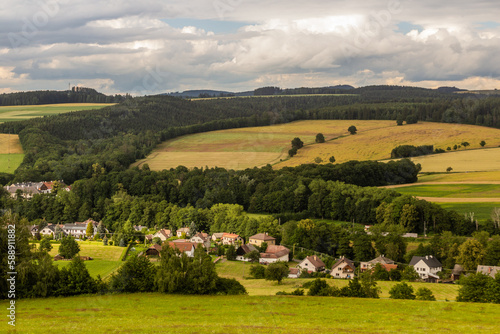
xmin=394 ymin=184 xmax=500 ymax=198
xmin=3 ymin=293 xmax=498 ymax=333
xmin=0 ymin=103 xmax=114 ymax=123
xmin=46 ymin=241 xmax=127 ymax=279
xmin=133 ymin=120 xmax=500 ymax=171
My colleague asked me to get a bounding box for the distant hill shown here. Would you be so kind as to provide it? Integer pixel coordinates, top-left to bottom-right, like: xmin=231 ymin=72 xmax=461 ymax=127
xmin=0 ymin=87 xmax=127 ymax=106
xmin=436 ymin=86 xmax=467 ymax=93
xmin=166 ymin=90 xmax=253 ymax=98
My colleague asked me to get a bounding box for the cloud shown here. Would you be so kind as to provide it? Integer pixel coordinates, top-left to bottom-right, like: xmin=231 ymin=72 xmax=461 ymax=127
xmin=1 ymin=0 xmax=500 ymax=94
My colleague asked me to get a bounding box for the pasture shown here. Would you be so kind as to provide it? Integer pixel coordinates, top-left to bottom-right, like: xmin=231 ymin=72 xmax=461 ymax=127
xmin=0 ymin=103 xmax=114 ymax=123
xmin=134 ymin=120 xmax=500 ymax=171
xmin=3 ymin=292 xmax=499 ymax=333
xmin=47 ymin=241 xmax=127 ymax=279
xmin=436 ymin=202 xmax=500 ymax=224
xmin=0 ymin=154 xmax=24 ymax=174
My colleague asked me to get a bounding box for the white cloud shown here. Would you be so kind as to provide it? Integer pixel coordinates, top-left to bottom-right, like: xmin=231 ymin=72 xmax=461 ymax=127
xmin=1 ymin=0 xmax=500 ymax=94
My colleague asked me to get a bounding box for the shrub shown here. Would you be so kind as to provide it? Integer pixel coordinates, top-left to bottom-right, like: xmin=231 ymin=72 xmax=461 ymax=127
xmin=389 ymin=282 xmax=416 ymax=300
xmin=249 ymin=264 xmax=266 ymax=279
xmin=415 ymin=287 xmax=436 ymax=301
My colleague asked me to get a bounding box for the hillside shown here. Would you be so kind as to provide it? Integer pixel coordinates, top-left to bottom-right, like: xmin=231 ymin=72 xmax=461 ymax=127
xmin=134 ymin=120 xmax=500 ymax=171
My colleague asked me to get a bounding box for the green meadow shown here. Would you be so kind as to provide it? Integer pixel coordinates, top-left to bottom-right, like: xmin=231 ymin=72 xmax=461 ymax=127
xmin=46 ymin=241 xmax=127 ymax=279
xmin=395 ymin=184 xmax=500 ymax=198
xmin=2 ymin=293 xmax=499 ymax=333
xmin=0 ymin=153 xmax=24 ymax=173
xmin=437 ymin=202 xmax=500 ymax=223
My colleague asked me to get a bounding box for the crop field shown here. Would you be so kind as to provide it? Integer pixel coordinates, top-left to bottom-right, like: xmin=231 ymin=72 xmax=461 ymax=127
xmin=3 ymin=292 xmax=499 ymax=333
xmin=0 ymin=133 xmax=24 ymax=173
xmin=408 ymin=147 xmax=500 ymax=173
xmin=47 ymin=241 xmax=127 ymax=279
xmin=418 ymin=171 xmax=500 ymax=183
xmin=0 ymin=103 xmax=114 ymax=123
xmin=134 ymin=120 xmax=500 ymax=171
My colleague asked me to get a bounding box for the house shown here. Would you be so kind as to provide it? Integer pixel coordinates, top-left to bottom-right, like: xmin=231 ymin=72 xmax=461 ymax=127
xmin=168 ymin=241 xmax=196 ymax=257
xmin=288 ymin=268 xmax=301 ymax=279
xmin=360 ymin=255 xmax=395 ymax=272
xmin=297 ymin=255 xmax=326 ymax=273
xmin=235 ymin=244 xmax=258 ymax=261
xmin=190 ymin=232 xmax=211 ymax=249
xmin=451 ymin=264 xmax=464 ymax=281
xmin=477 ymin=265 xmax=500 ymax=278
xmin=145 ymin=244 xmax=162 ymax=257
xmin=212 ymin=232 xmax=224 ymax=242
xmin=152 ymin=229 xmax=172 ymax=242
xmin=176 ymin=227 xmax=191 ymax=238
xmin=30 ymin=225 xmax=39 ymax=236
xmin=259 ymin=245 xmax=290 ymax=264
xmin=4 ymin=181 xmax=70 ymax=198
xmin=222 ymin=233 xmax=242 ymax=245
xmin=249 ymin=233 xmax=276 ymax=247
xmin=62 ymin=223 xmax=87 ymax=239
xmin=409 ymin=255 xmax=442 ymax=282
xmin=145 ymin=234 xmax=153 ymax=243
xmin=39 ymin=224 xmax=58 ymax=237
xmin=330 ymin=256 xmax=356 ymax=279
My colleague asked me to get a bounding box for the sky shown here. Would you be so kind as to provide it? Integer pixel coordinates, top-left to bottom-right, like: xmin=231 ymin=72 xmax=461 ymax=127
xmin=1 ymin=0 xmax=500 ymax=95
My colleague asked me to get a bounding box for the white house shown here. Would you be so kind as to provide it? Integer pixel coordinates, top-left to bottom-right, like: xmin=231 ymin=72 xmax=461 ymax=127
xmin=409 ymin=255 xmax=442 ymax=282
xmin=176 ymin=227 xmax=191 ymax=238
xmin=190 ymin=232 xmax=211 ymax=249
xmin=222 ymin=233 xmax=242 ymax=246
xmin=330 ymin=256 xmax=356 ymax=279
xmin=152 ymin=229 xmax=172 ymax=242
xmin=211 ymin=232 xmax=224 ymax=242
xmin=259 ymin=245 xmax=290 ymax=264
xmin=297 ymin=255 xmax=326 ymax=273
xmin=168 ymin=241 xmax=196 ymax=257
xmin=360 ymin=255 xmax=395 ymax=272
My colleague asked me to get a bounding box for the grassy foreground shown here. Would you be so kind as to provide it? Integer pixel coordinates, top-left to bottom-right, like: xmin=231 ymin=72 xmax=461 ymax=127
xmin=2 ymin=293 xmax=499 ymax=333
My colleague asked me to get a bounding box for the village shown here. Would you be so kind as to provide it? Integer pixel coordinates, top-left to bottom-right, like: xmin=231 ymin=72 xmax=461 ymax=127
xmin=29 ymin=218 xmax=500 ymax=283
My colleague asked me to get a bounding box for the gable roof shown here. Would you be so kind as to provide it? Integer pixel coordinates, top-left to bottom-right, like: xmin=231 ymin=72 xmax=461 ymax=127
xmin=261 ymin=245 xmax=290 ymax=259
xmin=477 ymin=265 xmax=500 ymax=278
xmin=368 ymin=255 xmax=395 ymax=265
xmin=249 ymin=233 xmax=276 ymax=242
xmin=409 ymin=255 xmax=442 ymax=268
xmin=331 ymin=257 xmax=355 ymax=271
xmin=168 ymin=241 xmax=195 ymax=253
xmin=236 ymin=244 xmax=257 ymax=256
xmin=222 ymin=233 xmax=240 ymax=239
xmin=302 ymin=255 xmax=325 ymax=269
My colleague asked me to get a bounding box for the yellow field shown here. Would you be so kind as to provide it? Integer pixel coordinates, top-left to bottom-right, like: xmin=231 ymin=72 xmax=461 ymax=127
xmin=276 ymin=121 xmax=500 ymax=167
xmin=0 ymin=103 xmax=114 ymax=123
xmin=0 ymin=133 xmax=23 ymax=154
xmin=136 ymin=120 xmax=500 ymax=172
xmin=407 ymin=148 xmax=500 ymax=173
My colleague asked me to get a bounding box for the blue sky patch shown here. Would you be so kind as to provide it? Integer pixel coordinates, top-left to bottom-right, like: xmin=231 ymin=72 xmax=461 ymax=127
xmin=162 ymin=18 xmax=250 ymax=34
xmin=475 ymin=21 xmax=500 ymax=30
xmin=396 ymin=21 xmax=423 ymax=34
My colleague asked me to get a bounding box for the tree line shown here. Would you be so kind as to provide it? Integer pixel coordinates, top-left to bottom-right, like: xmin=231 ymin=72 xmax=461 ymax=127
xmin=0 ymin=88 xmax=126 ymax=106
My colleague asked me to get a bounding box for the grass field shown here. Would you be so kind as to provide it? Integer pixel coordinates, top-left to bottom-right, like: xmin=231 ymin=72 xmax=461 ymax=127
xmin=47 ymin=241 xmax=126 ymax=279
xmin=394 ymin=184 xmax=500 ymax=198
xmin=215 ymin=260 xmax=459 ymax=300
xmin=3 ymin=292 xmax=499 ymax=333
xmin=436 ymin=202 xmax=500 ymax=223
xmin=134 ymin=120 xmax=500 ymax=171
xmin=0 ymin=153 xmax=24 ymax=174
xmin=0 ymin=103 xmax=114 ymax=123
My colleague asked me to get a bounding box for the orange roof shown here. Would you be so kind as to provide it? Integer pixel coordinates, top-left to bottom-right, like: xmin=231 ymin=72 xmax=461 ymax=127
xmin=168 ymin=241 xmax=195 ymax=253
xmin=222 ymin=233 xmax=240 ymax=239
